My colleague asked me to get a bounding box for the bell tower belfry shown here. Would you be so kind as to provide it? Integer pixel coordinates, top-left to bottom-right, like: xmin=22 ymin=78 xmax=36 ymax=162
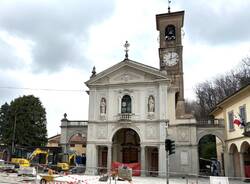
xmin=156 ymin=10 xmax=186 ymax=117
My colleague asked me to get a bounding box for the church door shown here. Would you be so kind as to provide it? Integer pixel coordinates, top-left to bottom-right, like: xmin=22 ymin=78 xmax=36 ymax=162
xmin=112 ymin=128 xmax=140 ymax=164
xmin=122 ymin=147 xmax=138 ymax=163
xmin=150 ymin=148 xmax=159 ymax=176
xmin=98 ymin=146 xmax=107 ymax=174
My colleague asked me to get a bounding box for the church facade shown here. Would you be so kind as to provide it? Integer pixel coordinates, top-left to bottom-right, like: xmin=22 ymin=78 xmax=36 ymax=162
xmin=83 ymin=10 xmax=199 ymax=176
xmin=60 ymin=8 xmax=229 ymax=177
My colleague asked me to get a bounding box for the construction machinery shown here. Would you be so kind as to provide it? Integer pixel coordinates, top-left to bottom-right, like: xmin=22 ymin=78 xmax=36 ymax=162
xmin=10 ymin=147 xmax=77 ymax=172
xmin=56 ymin=151 xmax=76 ymax=171
xmin=11 ymin=148 xmax=48 ymax=167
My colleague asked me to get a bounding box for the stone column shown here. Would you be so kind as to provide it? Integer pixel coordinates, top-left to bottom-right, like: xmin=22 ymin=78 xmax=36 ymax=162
xmin=60 ymin=115 xmax=68 ymax=153
xmin=112 ymin=144 xmax=117 ymax=162
xmin=240 ymin=152 xmax=245 ymax=179
xmin=141 ymin=145 xmax=146 ymax=176
xmin=107 ymin=145 xmax=112 ymax=172
xmin=158 ymin=144 xmax=166 ymax=177
xmin=86 ymin=144 xmax=98 ymax=175
xmin=224 ymin=152 xmax=233 ymax=177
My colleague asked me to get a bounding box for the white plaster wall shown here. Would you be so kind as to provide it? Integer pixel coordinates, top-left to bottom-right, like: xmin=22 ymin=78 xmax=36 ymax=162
xmin=88 ymin=83 xmax=169 ymax=123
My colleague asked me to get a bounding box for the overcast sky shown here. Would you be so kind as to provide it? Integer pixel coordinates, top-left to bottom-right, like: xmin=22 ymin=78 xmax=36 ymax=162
xmin=0 ymin=0 xmax=249 ymax=137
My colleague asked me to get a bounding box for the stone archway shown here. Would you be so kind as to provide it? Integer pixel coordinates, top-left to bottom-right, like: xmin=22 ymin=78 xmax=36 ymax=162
xmin=112 ymin=128 xmax=141 ymax=163
xmin=197 ymin=130 xmax=225 ymax=145
xmin=198 ymin=133 xmax=224 ymax=176
xmin=68 ymin=133 xmax=87 ymax=156
xmin=60 ymin=117 xmax=88 ymax=153
xmin=229 ymin=143 xmax=241 ymax=177
xmin=240 ymin=141 xmax=250 ymax=178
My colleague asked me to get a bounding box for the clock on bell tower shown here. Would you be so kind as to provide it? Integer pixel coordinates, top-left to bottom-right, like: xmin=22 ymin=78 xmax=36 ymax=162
xmin=156 ymin=10 xmax=186 ymax=117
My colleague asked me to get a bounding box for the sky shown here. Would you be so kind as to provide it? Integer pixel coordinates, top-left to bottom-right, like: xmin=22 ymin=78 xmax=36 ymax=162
xmin=0 ymin=0 xmax=249 ymax=137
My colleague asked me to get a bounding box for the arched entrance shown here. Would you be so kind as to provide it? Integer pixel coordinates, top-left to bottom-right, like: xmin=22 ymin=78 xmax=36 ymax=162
xmin=240 ymin=141 xmax=250 ymax=178
xmin=112 ymin=128 xmax=140 ymax=163
xmin=68 ymin=133 xmax=86 ymax=156
xmin=229 ymin=143 xmax=241 ymax=177
xmin=198 ymin=134 xmax=224 ymax=176
xmin=0 ymin=148 xmax=10 ymax=161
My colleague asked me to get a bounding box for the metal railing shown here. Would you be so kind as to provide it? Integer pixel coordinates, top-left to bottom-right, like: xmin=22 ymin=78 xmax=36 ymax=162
xmin=118 ymin=113 xmax=132 ymax=121
xmin=67 ymin=121 xmax=88 ymax=127
xmin=197 ymin=119 xmax=224 ymax=127
xmin=1 ymin=164 xmax=249 ymax=184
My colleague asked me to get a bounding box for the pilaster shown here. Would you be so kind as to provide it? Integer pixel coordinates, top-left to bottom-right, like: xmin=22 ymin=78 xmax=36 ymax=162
xmin=240 ymin=152 xmax=245 ymax=179
xmin=141 ymin=145 xmax=146 ymax=176
xmin=158 ymin=144 xmax=166 ymax=177
xmin=107 ymin=145 xmax=112 ymax=171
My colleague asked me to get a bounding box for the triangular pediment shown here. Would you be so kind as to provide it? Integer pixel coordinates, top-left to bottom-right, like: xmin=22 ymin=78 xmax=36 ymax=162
xmin=85 ymin=59 xmax=169 ymax=86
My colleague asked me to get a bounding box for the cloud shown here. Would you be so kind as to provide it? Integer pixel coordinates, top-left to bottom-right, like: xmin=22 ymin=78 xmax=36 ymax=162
xmin=0 ymin=0 xmax=115 ymax=73
xmin=0 ymin=73 xmax=22 ymax=104
xmin=0 ymin=39 xmax=21 ymax=69
xmin=176 ymin=0 xmax=250 ymax=45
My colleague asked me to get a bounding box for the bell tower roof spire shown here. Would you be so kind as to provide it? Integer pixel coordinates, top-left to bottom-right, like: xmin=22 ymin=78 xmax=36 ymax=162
xmin=168 ymin=0 xmax=171 ymax=13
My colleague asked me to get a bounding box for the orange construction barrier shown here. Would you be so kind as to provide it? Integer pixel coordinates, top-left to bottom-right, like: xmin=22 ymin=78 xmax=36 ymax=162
xmin=111 ymin=162 xmax=141 ymax=176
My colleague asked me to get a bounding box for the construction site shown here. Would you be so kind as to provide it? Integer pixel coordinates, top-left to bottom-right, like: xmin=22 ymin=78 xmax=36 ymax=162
xmin=0 ymin=145 xmax=88 ymax=183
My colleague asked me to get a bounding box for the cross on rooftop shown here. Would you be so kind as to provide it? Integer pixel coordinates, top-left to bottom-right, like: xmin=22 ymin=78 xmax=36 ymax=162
xmin=124 ymin=41 xmax=130 ymax=60
xmin=168 ymin=0 xmax=171 ymax=13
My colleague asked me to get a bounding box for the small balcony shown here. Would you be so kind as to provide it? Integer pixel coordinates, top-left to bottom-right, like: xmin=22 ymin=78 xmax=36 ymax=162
xmin=119 ymin=113 xmax=132 ymax=121
xmin=196 ymin=119 xmax=224 ymax=127
xmin=243 ymin=122 xmax=250 ymax=137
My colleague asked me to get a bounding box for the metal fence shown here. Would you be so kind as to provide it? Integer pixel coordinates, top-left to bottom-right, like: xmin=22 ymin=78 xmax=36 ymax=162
xmin=0 ymin=165 xmax=249 ymax=184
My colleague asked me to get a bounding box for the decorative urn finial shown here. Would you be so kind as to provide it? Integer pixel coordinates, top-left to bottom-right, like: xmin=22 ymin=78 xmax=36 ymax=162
xmin=90 ymin=66 xmax=96 ymax=78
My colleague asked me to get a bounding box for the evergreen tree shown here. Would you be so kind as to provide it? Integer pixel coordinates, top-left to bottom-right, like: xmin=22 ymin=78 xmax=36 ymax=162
xmin=0 ymin=103 xmax=10 ymax=142
xmin=0 ymin=95 xmax=47 ymax=147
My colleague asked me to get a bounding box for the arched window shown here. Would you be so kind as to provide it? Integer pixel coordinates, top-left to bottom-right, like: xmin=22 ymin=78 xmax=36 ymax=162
xmin=121 ymin=95 xmax=131 ymax=113
xmin=165 ymin=25 xmax=176 ymax=40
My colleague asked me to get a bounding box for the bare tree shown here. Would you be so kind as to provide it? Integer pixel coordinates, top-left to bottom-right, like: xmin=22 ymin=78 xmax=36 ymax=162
xmin=194 ymin=58 xmax=250 ymax=120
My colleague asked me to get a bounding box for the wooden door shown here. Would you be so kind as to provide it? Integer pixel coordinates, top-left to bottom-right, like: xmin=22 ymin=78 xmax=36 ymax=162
xmin=98 ymin=149 xmax=107 ymax=174
xmin=150 ymin=149 xmax=158 ymax=176
xmin=101 ymin=151 xmax=107 ymax=167
xmin=122 ymin=148 xmax=138 ymax=163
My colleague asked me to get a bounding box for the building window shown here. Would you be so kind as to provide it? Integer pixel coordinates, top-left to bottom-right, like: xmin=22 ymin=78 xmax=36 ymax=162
xmin=121 ymin=95 xmax=131 ymax=113
xmin=228 ymin=111 xmax=234 ymax=130
xmin=239 ymin=105 xmax=247 ymax=123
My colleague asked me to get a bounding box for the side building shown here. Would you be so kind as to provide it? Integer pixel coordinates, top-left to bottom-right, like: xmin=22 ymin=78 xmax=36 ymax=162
xmin=210 ymin=84 xmax=250 ymax=178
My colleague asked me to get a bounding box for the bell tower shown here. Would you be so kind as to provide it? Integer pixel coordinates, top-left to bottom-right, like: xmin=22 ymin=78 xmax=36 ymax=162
xmin=156 ymin=10 xmax=186 ymax=117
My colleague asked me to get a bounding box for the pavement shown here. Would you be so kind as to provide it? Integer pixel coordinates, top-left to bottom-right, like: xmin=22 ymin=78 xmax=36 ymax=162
xmin=0 ymin=172 xmax=247 ymax=184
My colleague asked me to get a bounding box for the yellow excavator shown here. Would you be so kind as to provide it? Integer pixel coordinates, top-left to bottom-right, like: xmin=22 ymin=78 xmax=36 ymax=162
xmin=56 ymin=152 xmax=76 ymax=171
xmin=11 ymin=148 xmax=48 ymax=167
xmin=11 ymin=148 xmax=76 ymax=172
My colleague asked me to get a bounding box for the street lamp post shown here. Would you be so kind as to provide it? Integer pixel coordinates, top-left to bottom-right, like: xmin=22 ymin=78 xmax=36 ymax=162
xmin=11 ymin=113 xmax=17 ymax=154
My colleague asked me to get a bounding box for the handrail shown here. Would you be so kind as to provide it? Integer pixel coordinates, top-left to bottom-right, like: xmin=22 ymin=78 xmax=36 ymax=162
xmin=197 ymin=119 xmax=224 ymax=127
xmin=119 ymin=113 xmax=132 ymax=121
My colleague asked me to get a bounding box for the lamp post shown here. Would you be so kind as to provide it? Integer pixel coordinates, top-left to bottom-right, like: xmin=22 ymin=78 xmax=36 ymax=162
xmin=11 ymin=112 xmax=17 ymax=155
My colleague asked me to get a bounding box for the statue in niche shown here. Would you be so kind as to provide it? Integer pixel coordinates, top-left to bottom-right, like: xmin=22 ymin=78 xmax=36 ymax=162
xmin=148 ymin=95 xmax=155 ymax=113
xmin=100 ymin=98 xmax=106 ymax=114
